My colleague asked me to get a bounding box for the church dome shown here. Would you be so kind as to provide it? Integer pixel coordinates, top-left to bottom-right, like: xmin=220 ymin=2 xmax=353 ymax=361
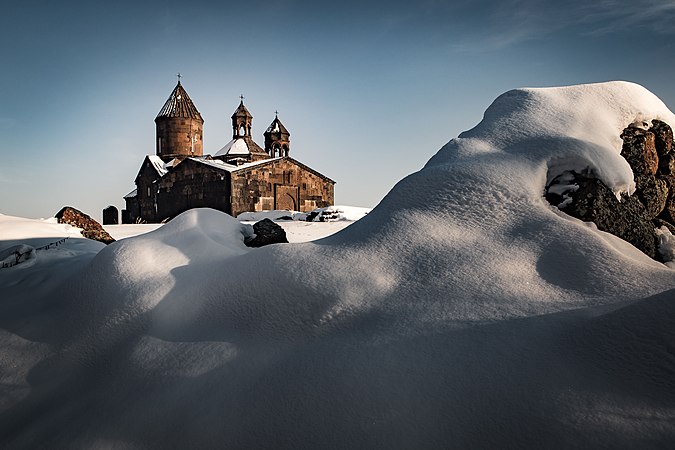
xmin=156 ymin=81 xmax=203 ymax=121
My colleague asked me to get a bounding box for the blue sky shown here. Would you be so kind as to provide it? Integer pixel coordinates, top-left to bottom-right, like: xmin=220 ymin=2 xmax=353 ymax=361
xmin=2 ymin=0 xmax=674 ymax=220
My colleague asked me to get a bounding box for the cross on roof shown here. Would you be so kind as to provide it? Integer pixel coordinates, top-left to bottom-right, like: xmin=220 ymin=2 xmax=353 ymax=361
xmin=177 ymin=73 xmax=182 ymax=81
xmin=240 ymin=94 xmax=245 ymax=102
xmin=275 ymin=110 xmax=279 ymax=116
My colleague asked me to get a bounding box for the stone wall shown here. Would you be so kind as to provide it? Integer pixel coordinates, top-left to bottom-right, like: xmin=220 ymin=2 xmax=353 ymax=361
xmin=230 ymin=158 xmax=334 ymax=217
xmin=156 ymin=159 xmax=232 ymax=221
xmin=135 ymin=161 xmax=162 ymax=223
xmin=155 ymin=117 xmax=203 ymax=161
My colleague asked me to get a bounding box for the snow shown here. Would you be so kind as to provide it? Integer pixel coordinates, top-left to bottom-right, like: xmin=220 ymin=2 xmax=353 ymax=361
xmin=2 ymin=81 xmax=675 ymax=447
xmin=215 ymin=138 xmax=250 ymax=156
xmin=235 ymin=209 xmax=370 ymax=243
xmin=191 ymin=156 xmax=281 ymax=172
xmin=147 ymin=154 xmax=170 ymax=176
xmin=105 ymin=209 xmax=366 ymax=243
xmin=656 ymin=226 xmax=675 ymax=268
xmin=104 ymin=223 xmax=163 ymax=240
xmin=306 ymin=205 xmax=371 ymax=221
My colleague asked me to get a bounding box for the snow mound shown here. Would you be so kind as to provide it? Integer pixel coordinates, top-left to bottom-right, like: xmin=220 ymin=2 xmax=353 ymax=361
xmin=427 ymin=81 xmax=675 ymax=198
xmin=0 ymin=244 xmax=36 ymax=267
xmin=2 ymin=82 xmax=675 ymax=448
xmin=307 ymin=205 xmax=371 ymax=221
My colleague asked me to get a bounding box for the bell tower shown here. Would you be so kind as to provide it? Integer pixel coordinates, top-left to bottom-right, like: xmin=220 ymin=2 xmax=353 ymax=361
xmin=264 ymin=112 xmax=290 ymax=157
xmin=155 ymin=76 xmax=204 ymax=162
xmin=231 ymin=95 xmax=253 ymax=138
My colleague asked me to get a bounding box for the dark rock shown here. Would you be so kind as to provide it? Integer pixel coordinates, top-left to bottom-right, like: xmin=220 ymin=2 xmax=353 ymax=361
xmin=658 ymin=153 xmax=675 ymax=175
xmin=659 ymin=176 xmax=675 ymax=224
xmin=244 ymin=218 xmax=288 ymax=247
xmin=651 ymin=119 xmax=673 ymax=157
xmin=620 ymin=127 xmax=658 ymax=176
xmin=553 ymin=172 xmax=658 ymax=259
xmin=634 ymin=175 xmax=668 ymax=220
xmin=546 ymin=120 xmax=675 ymax=263
xmin=55 ymin=206 xmax=115 ymax=245
xmin=305 ymin=211 xmax=320 ymax=222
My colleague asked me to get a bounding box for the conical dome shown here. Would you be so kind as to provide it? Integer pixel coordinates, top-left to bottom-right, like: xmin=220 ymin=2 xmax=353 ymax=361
xmin=231 ymin=100 xmax=253 ymax=119
xmin=156 ymin=81 xmax=203 ymax=121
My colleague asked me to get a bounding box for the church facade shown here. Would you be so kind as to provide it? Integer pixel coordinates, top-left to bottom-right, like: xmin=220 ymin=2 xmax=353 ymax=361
xmin=121 ymin=81 xmax=334 ymax=223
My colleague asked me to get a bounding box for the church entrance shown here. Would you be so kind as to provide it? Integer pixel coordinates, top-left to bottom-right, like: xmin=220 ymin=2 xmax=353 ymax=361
xmin=274 ymin=185 xmax=298 ymax=211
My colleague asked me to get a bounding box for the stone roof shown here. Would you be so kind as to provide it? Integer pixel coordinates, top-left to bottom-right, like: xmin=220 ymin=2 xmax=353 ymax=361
xmin=156 ymin=81 xmax=203 ymax=122
xmin=231 ymin=100 xmax=253 ymax=119
xmin=215 ymin=137 xmax=267 ymax=158
xmin=265 ymin=115 xmax=290 ymax=136
xmin=189 ymin=156 xmax=282 ymax=173
xmin=184 ymin=156 xmax=333 ymax=183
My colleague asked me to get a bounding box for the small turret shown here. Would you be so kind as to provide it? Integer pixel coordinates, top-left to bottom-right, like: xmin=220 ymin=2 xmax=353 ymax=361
xmin=231 ymin=95 xmax=253 ymax=138
xmin=264 ymin=112 xmax=290 ymax=157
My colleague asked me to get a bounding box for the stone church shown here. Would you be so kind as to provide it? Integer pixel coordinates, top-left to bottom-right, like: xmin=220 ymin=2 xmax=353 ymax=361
xmin=120 ymin=80 xmax=334 ymax=223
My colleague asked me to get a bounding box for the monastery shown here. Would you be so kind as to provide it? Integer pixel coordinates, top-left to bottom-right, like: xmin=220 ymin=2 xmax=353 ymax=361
xmin=113 ymin=79 xmax=334 ymax=224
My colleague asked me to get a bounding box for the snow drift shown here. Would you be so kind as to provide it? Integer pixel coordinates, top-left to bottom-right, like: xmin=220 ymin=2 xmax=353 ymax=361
xmin=2 ymin=81 xmax=675 ymax=448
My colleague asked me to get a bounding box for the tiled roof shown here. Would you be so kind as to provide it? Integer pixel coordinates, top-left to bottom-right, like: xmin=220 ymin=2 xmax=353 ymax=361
xmin=156 ymin=82 xmax=203 ymax=121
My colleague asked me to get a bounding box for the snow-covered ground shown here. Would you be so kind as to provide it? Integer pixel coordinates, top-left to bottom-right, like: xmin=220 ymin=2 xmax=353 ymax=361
xmin=1 ymin=82 xmax=675 ymax=448
xmin=103 ymin=206 xmax=371 ymax=243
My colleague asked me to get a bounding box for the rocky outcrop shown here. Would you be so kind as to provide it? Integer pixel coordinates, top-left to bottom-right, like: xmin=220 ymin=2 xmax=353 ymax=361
xmin=55 ymin=206 xmax=115 ymax=245
xmin=620 ymin=125 xmax=658 ymax=175
xmin=244 ymin=218 xmax=288 ymax=247
xmin=546 ymin=120 xmax=675 ymax=262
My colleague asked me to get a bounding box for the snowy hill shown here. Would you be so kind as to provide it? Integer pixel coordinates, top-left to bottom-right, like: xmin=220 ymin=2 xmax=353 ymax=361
xmin=1 ymin=82 xmax=675 ymax=448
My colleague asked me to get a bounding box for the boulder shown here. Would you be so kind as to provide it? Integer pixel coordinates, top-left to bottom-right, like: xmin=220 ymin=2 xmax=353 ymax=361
xmin=657 ymin=176 xmax=675 ymax=223
xmin=546 ymin=120 xmax=675 ymax=263
xmin=651 ymin=119 xmax=673 ymax=157
xmin=55 ymin=206 xmax=115 ymax=245
xmin=550 ymin=172 xmax=658 ymax=260
xmin=620 ymin=126 xmax=658 ymax=176
xmin=634 ymin=175 xmax=668 ymax=220
xmin=244 ymin=218 xmax=288 ymax=248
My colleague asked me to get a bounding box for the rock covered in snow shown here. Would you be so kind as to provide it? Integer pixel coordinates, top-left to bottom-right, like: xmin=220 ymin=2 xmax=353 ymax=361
xmin=55 ymin=206 xmax=115 ymax=245
xmin=547 ymin=119 xmax=675 ymax=261
xmin=548 ymin=172 xmax=658 ymax=258
xmin=244 ymin=218 xmax=288 ymax=247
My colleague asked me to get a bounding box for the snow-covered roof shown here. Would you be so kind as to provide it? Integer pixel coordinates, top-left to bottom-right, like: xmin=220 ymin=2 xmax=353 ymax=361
xmin=147 ymin=155 xmax=170 ymax=176
xmin=189 ymin=156 xmax=281 ymax=172
xmin=124 ymin=189 xmax=137 ymax=199
xmin=265 ymin=116 xmax=289 ymax=135
xmin=215 ymin=138 xmax=251 ymax=157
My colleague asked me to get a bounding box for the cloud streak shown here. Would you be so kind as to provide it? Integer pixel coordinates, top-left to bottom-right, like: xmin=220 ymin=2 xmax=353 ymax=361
xmin=427 ymin=0 xmax=675 ymax=52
